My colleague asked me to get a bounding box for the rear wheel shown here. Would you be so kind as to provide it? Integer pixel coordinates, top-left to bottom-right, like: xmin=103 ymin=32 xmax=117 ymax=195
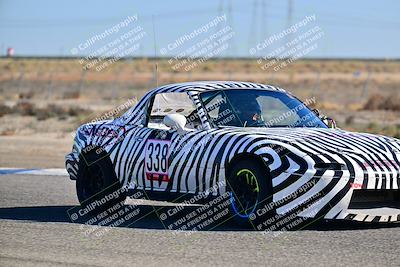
xmin=76 ymin=149 xmax=127 ymax=212
xmin=227 ymin=159 xmax=273 ymax=227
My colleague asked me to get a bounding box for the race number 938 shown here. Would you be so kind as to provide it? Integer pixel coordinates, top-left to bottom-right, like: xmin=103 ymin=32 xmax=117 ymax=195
xmin=145 ymin=139 xmax=170 ymax=175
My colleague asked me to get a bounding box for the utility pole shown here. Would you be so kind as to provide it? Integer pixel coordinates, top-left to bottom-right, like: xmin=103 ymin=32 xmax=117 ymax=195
xmin=248 ymin=0 xmax=259 ymax=56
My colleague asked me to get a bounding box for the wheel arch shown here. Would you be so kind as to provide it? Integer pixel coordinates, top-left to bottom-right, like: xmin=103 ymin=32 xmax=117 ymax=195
xmin=77 ymin=145 xmax=117 ymax=182
xmin=75 ymin=144 xmax=125 ymax=204
xmin=225 ymin=152 xmax=270 ymax=179
xmin=78 ymin=145 xmax=110 ymax=165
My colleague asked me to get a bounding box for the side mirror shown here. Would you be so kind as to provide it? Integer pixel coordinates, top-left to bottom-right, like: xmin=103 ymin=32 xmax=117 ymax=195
xmin=163 ymin=114 xmax=188 ymax=134
xmin=321 ymin=116 xmax=337 ymax=129
xmin=312 ymin=109 xmax=337 ymax=129
xmin=325 ymin=117 xmax=337 ymax=129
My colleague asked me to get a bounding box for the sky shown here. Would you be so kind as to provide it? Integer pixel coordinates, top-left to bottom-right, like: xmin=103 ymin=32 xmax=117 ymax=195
xmin=0 ymin=0 xmax=399 ymax=59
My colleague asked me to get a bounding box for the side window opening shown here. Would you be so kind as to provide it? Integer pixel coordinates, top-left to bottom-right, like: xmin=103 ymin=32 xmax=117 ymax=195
xmin=147 ymin=92 xmax=201 ymax=130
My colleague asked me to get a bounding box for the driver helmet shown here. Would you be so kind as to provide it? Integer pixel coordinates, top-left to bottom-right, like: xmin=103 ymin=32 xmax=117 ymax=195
xmin=229 ymin=95 xmax=263 ymax=126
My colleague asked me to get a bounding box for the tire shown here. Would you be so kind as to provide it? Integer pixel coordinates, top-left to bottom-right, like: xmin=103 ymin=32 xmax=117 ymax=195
xmin=76 ymin=149 xmax=127 ymax=213
xmin=226 ymin=159 xmax=274 ymax=228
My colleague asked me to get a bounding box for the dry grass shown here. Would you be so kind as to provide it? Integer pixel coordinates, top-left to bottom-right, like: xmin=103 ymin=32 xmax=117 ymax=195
xmin=0 ymin=103 xmax=12 ymax=117
xmin=62 ymin=90 xmax=80 ymax=99
xmin=0 ymin=58 xmax=399 ymax=138
xmin=363 ymin=93 xmax=400 ymax=111
xmin=0 ymin=101 xmax=92 ymax=121
xmin=14 ymin=101 xmax=35 ymax=116
xmin=17 ymin=91 xmax=35 ymax=99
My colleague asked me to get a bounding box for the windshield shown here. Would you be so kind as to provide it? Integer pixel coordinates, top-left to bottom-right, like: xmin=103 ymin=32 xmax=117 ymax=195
xmin=199 ymin=89 xmax=327 ymax=128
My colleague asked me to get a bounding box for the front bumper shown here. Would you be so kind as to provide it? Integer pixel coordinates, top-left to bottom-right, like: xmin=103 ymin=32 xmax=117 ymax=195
xmin=334 ymin=189 xmax=400 ymax=223
xmin=273 ymin=171 xmax=400 ymax=223
xmin=340 ymin=208 xmax=400 ymax=223
xmin=65 ymin=152 xmax=79 ymax=180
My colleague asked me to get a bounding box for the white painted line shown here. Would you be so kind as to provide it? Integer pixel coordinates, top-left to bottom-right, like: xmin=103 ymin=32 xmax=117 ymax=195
xmin=0 ymin=168 xmax=68 ymax=176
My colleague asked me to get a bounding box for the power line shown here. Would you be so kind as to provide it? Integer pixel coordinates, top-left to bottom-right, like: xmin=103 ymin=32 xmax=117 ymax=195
xmin=227 ymin=0 xmax=236 ymax=57
xmin=285 ymin=0 xmax=293 ymax=47
xmin=151 ymin=15 xmax=158 ymax=87
xmin=260 ymin=0 xmax=267 ymax=53
xmin=1 ymin=5 xmax=399 ymax=30
xmin=248 ymin=0 xmax=258 ymax=53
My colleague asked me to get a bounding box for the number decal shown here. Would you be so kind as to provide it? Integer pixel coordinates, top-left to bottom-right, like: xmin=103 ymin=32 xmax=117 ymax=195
xmin=161 ymin=144 xmax=168 ymax=172
xmin=154 ymin=143 xmax=160 ymax=172
xmin=145 ymin=139 xmax=170 ymax=183
xmin=146 ymin=143 xmax=154 ymax=171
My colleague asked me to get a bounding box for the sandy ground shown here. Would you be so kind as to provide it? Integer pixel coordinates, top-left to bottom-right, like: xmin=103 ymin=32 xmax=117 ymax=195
xmin=0 ymin=133 xmax=72 ymax=168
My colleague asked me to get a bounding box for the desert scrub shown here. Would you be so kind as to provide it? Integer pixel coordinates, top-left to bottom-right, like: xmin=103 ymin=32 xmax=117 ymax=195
xmin=0 ymin=103 xmax=12 ymax=117
xmin=5 ymin=101 xmax=93 ymax=121
xmin=363 ymin=93 xmax=400 ymax=111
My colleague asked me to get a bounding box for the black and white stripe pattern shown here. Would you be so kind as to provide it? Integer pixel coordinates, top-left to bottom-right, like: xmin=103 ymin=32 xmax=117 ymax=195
xmin=66 ymin=81 xmax=400 ymax=223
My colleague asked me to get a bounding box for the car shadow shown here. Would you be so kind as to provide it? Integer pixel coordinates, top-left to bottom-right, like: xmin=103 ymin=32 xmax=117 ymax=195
xmin=0 ymin=204 xmax=243 ymax=231
xmin=0 ymin=204 xmax=398 ymax=232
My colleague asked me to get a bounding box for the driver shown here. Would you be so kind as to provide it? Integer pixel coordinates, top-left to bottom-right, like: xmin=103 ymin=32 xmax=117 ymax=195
xmin=237 ymin=99 xmax=264 ymax=127
xmin=228 ymin=96 xmax=265 ymax=127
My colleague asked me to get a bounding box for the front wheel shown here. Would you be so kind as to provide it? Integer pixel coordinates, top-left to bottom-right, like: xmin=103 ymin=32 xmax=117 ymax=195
xmin=227 ymin=159 xmax=273 ymax=227
xmin=76 ymin=149 xmax=127 ymax=212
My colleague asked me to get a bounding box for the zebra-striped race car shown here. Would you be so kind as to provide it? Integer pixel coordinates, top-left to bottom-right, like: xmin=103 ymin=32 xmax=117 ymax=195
xmin=66 ymin=81 xmax=400 ymax=228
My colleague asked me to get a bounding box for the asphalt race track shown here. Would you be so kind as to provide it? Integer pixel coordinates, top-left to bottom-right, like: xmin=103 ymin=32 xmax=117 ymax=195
xmin=1 ymin=174 xmax=399 ymax=267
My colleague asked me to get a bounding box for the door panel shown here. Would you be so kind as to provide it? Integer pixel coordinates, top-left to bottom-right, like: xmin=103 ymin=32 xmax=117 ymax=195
xmin=143 ymin=129 xmax=175 ymax=191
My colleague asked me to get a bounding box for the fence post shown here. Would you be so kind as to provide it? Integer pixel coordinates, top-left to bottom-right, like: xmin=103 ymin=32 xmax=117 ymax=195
xmin=17 ymin=62 xmax=25 ymax=97
xmin=77 ymin=68 xmax=86 ymax=97
xmin=46 ymin=69 xmax=54 ymax=99
xmin=312 ymin=71 xmax=320 ymax=99
xmin=360 ymin=67 xmax=371 ymax=101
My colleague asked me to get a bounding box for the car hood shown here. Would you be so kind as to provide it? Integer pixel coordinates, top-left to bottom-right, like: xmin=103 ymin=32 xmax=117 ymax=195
xmin=221 ymin=127 xmax=400 ymax=158
xmin=218 ymin=127 xmax=400 ymax=177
